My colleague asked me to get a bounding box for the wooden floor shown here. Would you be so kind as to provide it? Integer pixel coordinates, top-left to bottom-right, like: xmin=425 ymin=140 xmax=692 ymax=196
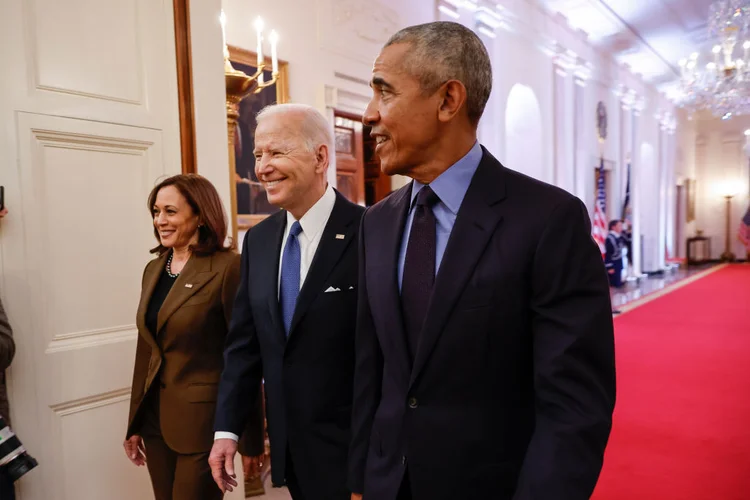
xmin=610 ymin=263 xmax=716 ymax=311
xmin=251 ymin=475 xmax=290 ymax=499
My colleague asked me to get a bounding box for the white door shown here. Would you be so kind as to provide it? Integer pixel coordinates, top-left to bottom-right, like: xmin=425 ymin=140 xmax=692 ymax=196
xmin=0 ymin=0 xmax=182 ymax=498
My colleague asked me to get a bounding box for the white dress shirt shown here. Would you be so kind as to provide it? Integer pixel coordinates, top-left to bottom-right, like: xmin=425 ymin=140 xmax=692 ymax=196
xmin=277 ymin=184 xmax=336 ymax=297
xmin=215 ymin=185 xmax=336 ymax=443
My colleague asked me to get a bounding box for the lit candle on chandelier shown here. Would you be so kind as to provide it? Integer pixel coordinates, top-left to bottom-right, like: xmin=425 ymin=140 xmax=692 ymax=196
xmin=712 ymin=45 xmax=720 ymax=69
xmin=254 ymin=17 xmax=264 ymax=64
xmin=707 ymin=62 xmax=716 ymax=83
xmin=254 ymin=17 xmax=264 ymax=83
xmin=269 ymin=30 xmax=279 ymax=74
xmin=220 ymin=10 xmax=227 ymax=57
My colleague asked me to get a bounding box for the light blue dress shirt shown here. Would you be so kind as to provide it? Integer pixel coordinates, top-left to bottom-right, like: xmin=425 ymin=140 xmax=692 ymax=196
xmin=398 ymin=141 xmax=483 ymax=290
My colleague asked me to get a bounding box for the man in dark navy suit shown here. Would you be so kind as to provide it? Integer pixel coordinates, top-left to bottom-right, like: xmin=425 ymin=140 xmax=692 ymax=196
xmin=210 ymin=103 xmax=364 ymax=500
xmin=349 ymin=22 xmax=616 ymax=500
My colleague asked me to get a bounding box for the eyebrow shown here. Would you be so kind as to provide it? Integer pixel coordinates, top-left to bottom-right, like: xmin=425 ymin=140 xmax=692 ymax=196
xmin=370 ymin=77 xmax=394 ymax=90
xmin=253 ymin=144 xmax=293 ymax=155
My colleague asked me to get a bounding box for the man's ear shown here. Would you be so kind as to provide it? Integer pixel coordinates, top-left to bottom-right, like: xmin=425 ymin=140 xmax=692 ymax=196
xmin=315 ymin=144 xmax=329 ymax=174
xmin=437 ymin=80 xmax=468 ymax=123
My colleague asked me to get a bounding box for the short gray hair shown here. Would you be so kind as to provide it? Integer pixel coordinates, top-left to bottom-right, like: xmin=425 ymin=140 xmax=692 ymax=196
xmin=385 ymin=21 xmax=492 ymax=125
xmin=256 ymin=103 xmax=334 ymax=154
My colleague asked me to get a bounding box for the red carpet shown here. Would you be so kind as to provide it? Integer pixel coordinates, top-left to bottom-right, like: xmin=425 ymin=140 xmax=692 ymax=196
xmin=593 ymin=265 xmax=750 ymax=500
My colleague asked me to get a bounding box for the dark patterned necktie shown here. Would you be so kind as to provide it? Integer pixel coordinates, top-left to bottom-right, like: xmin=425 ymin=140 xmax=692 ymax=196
xmin=401 ymin=186 xmax=440 ymax=363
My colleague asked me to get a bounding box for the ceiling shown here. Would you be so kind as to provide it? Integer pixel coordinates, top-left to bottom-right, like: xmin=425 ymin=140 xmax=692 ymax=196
xmin=539 ymin=0 xmax=715 ymax=94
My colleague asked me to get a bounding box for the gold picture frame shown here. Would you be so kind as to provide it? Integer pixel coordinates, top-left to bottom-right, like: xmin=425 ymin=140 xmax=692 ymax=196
xmin=227 ymin=45 xmax=290 ymax=230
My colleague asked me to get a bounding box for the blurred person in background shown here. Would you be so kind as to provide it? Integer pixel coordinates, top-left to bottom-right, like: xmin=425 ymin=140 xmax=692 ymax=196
xmin=0 ymin=206 xmax=17 ymax=499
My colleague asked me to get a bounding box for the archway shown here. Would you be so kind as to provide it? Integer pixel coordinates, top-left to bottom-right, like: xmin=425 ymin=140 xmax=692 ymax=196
xmin=505 ymin=84 xmax=545 ymax=181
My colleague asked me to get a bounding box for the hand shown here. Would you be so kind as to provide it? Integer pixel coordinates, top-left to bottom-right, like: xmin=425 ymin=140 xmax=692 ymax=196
xmin=123 ymin=435 xmax=146 ymax=466
xmin=209 ymin=439 xmax=239 ymax=493
xmin=351 ymin=494 xmax=363 ymax=500
xmin=242 ymin=454 xmax=263 ymax=478
xmin=0 ymin=208 xmax=7 ymax=219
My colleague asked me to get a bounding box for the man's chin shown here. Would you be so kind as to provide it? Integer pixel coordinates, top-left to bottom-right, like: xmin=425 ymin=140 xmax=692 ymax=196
xmin=266 ymin=193 xmax=288 ymax=210
xmin=380 ymin=161 xmax=408 ymax=178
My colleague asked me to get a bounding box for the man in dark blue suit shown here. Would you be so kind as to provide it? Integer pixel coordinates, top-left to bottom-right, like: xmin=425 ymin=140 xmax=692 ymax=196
xmin=349 ymin=22 xmax=616 ymax=500
xmin=210 ymin=103 xmax=364 ymax=500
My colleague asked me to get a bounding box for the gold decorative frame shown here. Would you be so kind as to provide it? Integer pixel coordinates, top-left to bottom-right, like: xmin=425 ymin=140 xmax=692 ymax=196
xmin=227 ymin=45 xmax=290 ymax=231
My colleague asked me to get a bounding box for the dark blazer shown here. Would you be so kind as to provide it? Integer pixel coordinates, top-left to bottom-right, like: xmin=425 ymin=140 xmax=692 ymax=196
xmin=215 ymin=190 xmax=364 ymax=500
xmin=349 ymin=148 xmax=616 ymax=500
xmin=0 ymin=296 xmax=15 ymax=425
xmin=126 ymin=251 xmax=262 ymax=456
xmin=604 ymin=233 xmax=623 ymax=271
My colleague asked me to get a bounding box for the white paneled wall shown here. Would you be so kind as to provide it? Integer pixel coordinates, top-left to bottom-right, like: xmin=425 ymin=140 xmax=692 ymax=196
xmin=0 ymin=0 xmax=180 ymax=498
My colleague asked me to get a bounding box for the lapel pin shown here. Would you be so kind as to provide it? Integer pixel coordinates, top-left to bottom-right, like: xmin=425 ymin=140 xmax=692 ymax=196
xmin=335 ymin=234 xmax=345 ymax=240
xmin=185 ymin=283 xmax=194 ymax=288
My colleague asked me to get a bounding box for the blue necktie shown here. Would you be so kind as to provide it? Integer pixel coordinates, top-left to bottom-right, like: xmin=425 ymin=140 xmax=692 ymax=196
xmin=280 ymin=221 xmax=302 ymax=336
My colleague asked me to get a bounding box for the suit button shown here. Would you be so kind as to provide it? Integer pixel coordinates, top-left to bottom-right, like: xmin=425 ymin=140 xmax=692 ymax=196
xmin=408 ymin=397 xmax=418 ymax=409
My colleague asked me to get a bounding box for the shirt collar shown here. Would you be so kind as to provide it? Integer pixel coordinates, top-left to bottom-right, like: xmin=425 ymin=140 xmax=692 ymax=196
xmin=285 ymin=184 xmax=336 ymax=241
xmin=410 ymin=141 xmax=482 ymax=215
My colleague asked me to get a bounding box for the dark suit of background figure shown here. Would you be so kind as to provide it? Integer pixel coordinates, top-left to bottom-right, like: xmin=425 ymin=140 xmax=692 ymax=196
xmin=215 ymin=190 xmax=364 ymax=500
xmin=350 ymin=148 xmax=616 ymax=500
xmin=127 ymin=251 xmax=263 ymax=500
xmin=605 ymin=232 xmax=624 ymax=288
xmin=0 ymin=296 xmax=16 ymax=499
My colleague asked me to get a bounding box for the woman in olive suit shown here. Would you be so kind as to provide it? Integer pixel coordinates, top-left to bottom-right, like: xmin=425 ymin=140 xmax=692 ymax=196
xmin=124 ymin=174 xmax=263 ymax=500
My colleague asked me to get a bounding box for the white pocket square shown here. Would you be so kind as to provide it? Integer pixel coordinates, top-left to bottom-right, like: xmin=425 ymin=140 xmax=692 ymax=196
xmin=324 ymin=286 xmax=341 ymax=293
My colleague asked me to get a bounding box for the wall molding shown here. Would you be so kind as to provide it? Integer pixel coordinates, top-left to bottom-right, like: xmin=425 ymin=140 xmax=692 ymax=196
xmin=322 ymin=83 xmax=370 ymax=115
xmin=46 ymin=325 xmax=138 ymax=354
xmin=32 ymin=128 xmax=153 ymax=155
xmin=49 ymin=387 xmax=131 ymax=417
xmin=24 ymin=0 xmax=146 ymax=106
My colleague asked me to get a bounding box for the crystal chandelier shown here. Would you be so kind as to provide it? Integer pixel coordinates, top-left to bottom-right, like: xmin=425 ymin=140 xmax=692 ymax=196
xmin=677 ymin=0 xmax=750 ymax=119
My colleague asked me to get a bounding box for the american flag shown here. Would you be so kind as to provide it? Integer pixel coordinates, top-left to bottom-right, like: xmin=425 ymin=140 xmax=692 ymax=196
xmin=592 ymin=157 xmax=608 ymax=256
xmin=739 ymin=204 xmax=750 ymax=251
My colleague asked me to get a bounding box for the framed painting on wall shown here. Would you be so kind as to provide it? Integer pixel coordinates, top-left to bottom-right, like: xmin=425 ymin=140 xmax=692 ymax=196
xmin=228 ymin=45 xmax=290 ymax=229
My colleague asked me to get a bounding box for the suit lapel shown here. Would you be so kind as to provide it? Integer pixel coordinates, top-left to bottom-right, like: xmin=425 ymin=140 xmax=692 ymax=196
xmin=136 ymin=253 xmax=168 ymax=350
xmin=287 ymin=191 xmax=358 ymax=341
xmin=264 ymin=212 xmax=287 ymax=343
xmin=156 ymin=254 xmax=218 ymax=333
xmin=410 ymin=150 xmax=507 ymax=386
xmin=373 ymin=185 xmax=413 ymax=380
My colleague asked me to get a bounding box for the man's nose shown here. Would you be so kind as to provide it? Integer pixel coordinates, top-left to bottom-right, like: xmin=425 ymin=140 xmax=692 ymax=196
xmin=256 ymin=155 xmax=273 ymax=175
xmin=363 ymin=99 xmax=379 ymax=126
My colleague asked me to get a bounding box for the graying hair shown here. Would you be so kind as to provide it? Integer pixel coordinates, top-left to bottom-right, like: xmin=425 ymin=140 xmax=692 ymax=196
xmin=256 ymin=103 xmax=334 ymax=155
xmin=385 ymin=21 xmax=492 ymax=125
